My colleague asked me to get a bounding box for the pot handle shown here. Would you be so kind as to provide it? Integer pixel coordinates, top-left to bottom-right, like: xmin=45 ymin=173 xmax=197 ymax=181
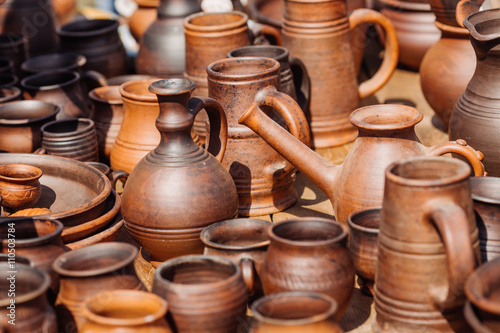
xmin=349 ymin=8 xmax=398 ymax=99
xmin=427 ymin=139 xmax=486 ymax=176
xmin=188 ymin=96 xmax=228 ymax=163
xmin=289 ymin=56 xmax=311 ymax=114
xmin=109 ymin=169 xmax=129 ymax=191
xmin=426 ymin=200 xmax=477 ymax=307
xmin=249 ymin=20 xmax=283 ymax=46
xmin=456 ymin=0 xmax=484 ymax=28
xmin=239 ymin=258 xmax=255 ymax=293
xmin=81 ymin=70 xmax=108 ymax=92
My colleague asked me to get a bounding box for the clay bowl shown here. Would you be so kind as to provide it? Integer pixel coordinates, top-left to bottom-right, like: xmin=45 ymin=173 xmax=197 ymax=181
xmin=65 ymin=217 xmax=124 ymax=250
xmin=0 ymin=163 xmax=43 ymax=211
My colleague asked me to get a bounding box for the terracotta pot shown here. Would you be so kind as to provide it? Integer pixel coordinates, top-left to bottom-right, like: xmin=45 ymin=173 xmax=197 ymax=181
xmin=53 ymin=242 xmax=145 ymax=331
xmin=208 ymin=57 xmax=310 ymax=216
xmin=128 ymin=0 xmax=159 ymax=41
xmin=347 ymin=207 xmax=380 ymax=295
xmin=0 ymin=263 xmax=57 ymax=332
xmin=374 ymin=157 xmax=480 ymax=332
xmin=40 ymin=118 xmax=100 ymax=162
xmin=152 ymin=255 xmax=249 ymax=333
xmin=260 ymin=218 xmax=355 ymax=320
xmin=0 ymin=164 xmax=43 ymax=211
xmin=0 ymin=100 xmax=60 ymax=153
xmin=80 ymin=290 xmax=172 ymax=332
xmin=0 ymin=86 xmax=22 ymax=105
xmin=57 ymin=19 xmax=128 ymax=78
xmin=0 ymin=33 xmax=28 ymax=77
xmin=249 ymin=291 xmax=343 ymax=333
xmin=136 ymin=0 xmax=201 ymax=77
xmin=239 ymin=103 xmax=485 ymax=225
xmin=122 ymin=78 xmax=238 ymax=261
xmin=464 ymin=300 xmax=496 ymax=333
xmin=450 ymin=8 xmax=500 ymax=177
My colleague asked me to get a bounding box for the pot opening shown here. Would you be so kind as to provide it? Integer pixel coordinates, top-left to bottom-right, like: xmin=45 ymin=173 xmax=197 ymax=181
xmin=188 ymin=12 xmax=245 ymax=27
xmin=229 ymin=46 xmax=286 ymax=59
xmin=42 ymin=119 xmax=91 ymax=134
xmin=59 ymin=19 xmax=118 ymax=35
xmin=208 ymin=57 xmax=279 ymax=79
xmin=0 ymin=87 xmax=20 ymax=100
xmin=0 ymin=218 xmax=58 ymax=241
xmin=22 ymin=53 xmax=86 ymax=73
xmin=0 ymin=100 xmax=59 ymax=122
xmin=272 ymin=219 xmax=345 ymax=243
xmin=0 ymin=264 xmax=49 ymax=306
xmin=0 ymin=163 xmax=42 ymax=180
xmin=388 ymin=157 xmax=469 ymax=184
xmin=349 ymin=208 xmax=381 ymax=231
xmin=349 ymin=104 xmax=422 ymax=131
xmin=89 ymin=86 xmax=122 ymax=104
xmin=471 ymin=177 xmax=500 ymax=204
xmin=22 ymin=71 xmax=78 ymax=89
xmin=159 ymin=257 xmax=236 ymax=285
xmin=0 ymin=74 xmax=17 ymax=87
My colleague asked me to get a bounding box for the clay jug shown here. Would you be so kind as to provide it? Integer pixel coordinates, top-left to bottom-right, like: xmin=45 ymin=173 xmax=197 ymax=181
xmin=128 ymin=0 xmax=159 ymax=41
xmin=375 ymin=157 xmax=480 ymax=332
xmin=121 ymin=78 xmax=238 ymax=261
xmin=136 ymin=0 xmax=202 ymax=77
xmin=282 ymin=0 xmax=399 ymax=148
xmin=450 ymin=8 xmax=500 ymax=177
xmin=207 ymin=57 xmax=310 ymax=217
xmin=239 ymin=103 xmax=485 ymax=225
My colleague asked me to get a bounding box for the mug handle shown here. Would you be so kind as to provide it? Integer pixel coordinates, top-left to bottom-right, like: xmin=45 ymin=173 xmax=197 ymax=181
xmin=426 ymin=200 xmax=478 ymax=306
xmin=188 ymin=96 xmax=228 ymax=163
xmin=249 ymin=21 xmax=283 ymax=46
xmin=109 ymin=169 xmax=129 ymax=191
xmin=289 ymin=56 xmax=311 ymax=113
xmin=427 ymin=139 xmax=486 ymax=176
xmin=456 ymin=0 xmax=484 ymax=28
xmin=349 ymin=8 xmax=399 ymax=99
xmin=239 ymin=258 xmax=255 ymax=293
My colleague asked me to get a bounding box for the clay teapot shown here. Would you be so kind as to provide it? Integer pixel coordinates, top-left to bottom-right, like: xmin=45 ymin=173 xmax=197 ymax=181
xmin=239 ymin=103 xmax=486 ymax=225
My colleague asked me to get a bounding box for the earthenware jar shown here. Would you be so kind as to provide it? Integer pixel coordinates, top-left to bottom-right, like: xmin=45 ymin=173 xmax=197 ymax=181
xmin=239 ymin=103 xmax=485 ymax=225
xmin=53 ymin=242 xmax=144 ymax=331
xmin=249 ymin=292 xmax=343 ymax=333
xmin=208 ymin=57 xmax=310 ymax=216
xmin=0 ymin=33 xmax=28 ymax=76
xmin=0 ymin=164 xmax=43 ymax=211
xmin=0 ymin=263 xmax=57 ymax=332
xmin=375 ymin=157 xmax=480 ymax=332
xmin=80 ymin=290 xmax=172 ymax=332
xmin=136 ymin=0 xmax=201 ymax=77
xmin=128 ymin=0 xmax=159 ymax=41
xmin=57 ymin=19 xmax=128 ymax=78
xmin=347 ymin=207 xmax=380 ymax=295
xmin=450 ymin=8 xmax=500 ymax=177
xmin=122 ymin=78 xmax=238 ymax=261
xmin=260 ymin=218 xmax=355 ymax=320
xmin=282 ymin=0 xmax=398 ymax=148
xmin=152 ymin=255 xmax=249 ymax=332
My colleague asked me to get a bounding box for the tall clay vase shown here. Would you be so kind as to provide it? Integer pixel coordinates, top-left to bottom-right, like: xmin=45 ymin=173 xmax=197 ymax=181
xmin=0 ymin=263 xmax=57 ymax=332
xmin=136 ymin=0 xmax=201 ymax=77
xmin=450 ymin=8 xmax=500 ymax=177
xmin=121 ymin=78 xmax=238 ymax=261
xmin=260 ymin=218 xmax=355 ymax=320
xmin=282 ymin=0 xmax=399 ymax=148
xmin=207 ymin=57 xmax=311 ymax=216
xmin=239 ymin=103 xmax=486 ymax=225
xmin=374 ymin=157 xmax=480 ymax=332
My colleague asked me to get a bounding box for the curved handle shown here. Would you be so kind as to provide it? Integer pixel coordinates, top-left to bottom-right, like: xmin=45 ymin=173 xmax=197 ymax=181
xmin=188 ymin=96 xmax=228 ymax=163
xmin=426 ymin=200 xmax=477 ymax=306
xmin=427 ymin=139 xmax=486 ymax=176
xmin=81 ymin=70 xmax=108 ymax=92
xmin=248 ymin=20 xmax=283 ymax=46
xmin=349 ymin=8 xmax=398 ymax=99
xmin=456 ymin=0 xmax=484 ymax=28
xmin=109 ymin=169 xmax=129 ymax=191
xmin=289 ymin=56 xmax=311 ymax=114
xmin=239 ymin=258 xmax=255 ymax=293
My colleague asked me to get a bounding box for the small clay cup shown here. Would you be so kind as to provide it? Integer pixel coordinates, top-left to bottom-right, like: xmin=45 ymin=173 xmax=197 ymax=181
xmin=0 ymin=163 xmax=42 ymax=211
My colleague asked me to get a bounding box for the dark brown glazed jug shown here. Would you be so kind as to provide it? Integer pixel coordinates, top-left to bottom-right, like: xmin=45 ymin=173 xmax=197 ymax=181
xmin=121 ymin=78 xmax=238 ymax=261
xmin=239 ymin=103 xmax=485 ymax=225
xmin=375 ymin=157 xmax=480 ymax=332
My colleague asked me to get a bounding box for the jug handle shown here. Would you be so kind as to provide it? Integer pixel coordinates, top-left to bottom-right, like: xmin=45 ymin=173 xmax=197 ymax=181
xmin=427 ymin=139 xmax=486 ymax=176
xmin=249 ymin=20 xmax=283 ymax=46
xmin=290 ymin=56 xmax=311 ymax=113
xmin=426 ymin=200 xmax=477 ymax=306
xmin=239 ymin=258 xmax=255 ymax=293
xmin=188 ymin=96 xmax=228 ymax=163
xmin=349 ymin=9 xmax=399 ymax=99
xmin=456 ymin=0 xmax=484 ymax=28
xmin=109 ymin=169 xmax=129 ymax=191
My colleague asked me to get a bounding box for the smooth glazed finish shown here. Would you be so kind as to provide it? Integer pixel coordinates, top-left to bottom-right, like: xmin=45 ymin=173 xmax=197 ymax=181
xmin=375 ymin=157 xmax=480 ymax=332
xmin=0 ymin=164 xmax=43 ymax=211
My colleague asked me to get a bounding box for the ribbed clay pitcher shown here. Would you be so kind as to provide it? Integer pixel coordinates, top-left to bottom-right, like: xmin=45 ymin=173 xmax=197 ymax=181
xmin=239 ymin=103 xmax=485 ymax=225
xmin=121 ymin=78 xmax=238 ymax=261
xmin=374 ymin=157 xmax=480 ymax=332
xmin=208 ymin=57 xmax=310 ymax=216
xmin=282 ymin=0 xmax=399 ymax=148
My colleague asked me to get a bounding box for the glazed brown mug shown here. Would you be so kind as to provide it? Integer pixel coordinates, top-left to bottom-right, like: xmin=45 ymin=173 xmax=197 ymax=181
xmin=0 ymin=164 xmax=43 ymax=211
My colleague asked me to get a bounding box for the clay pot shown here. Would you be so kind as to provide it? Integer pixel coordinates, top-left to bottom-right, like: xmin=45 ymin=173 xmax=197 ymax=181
xmin=136 ymin=0 xmax=201 ymax=77
xmin=128 ymin=0 xmax=159 ymax=41
xmin=121 ymin=78 xmax=238 ymax=261
xmin=239 ymin=103 xmax=485 ymax=225
xmin=53 ymin=242 xmax=145 ymax=331
xmin=249 ymin=291 xmax=343 ymax=333
xmin=347 ymin=207 xmax=380 ymax=295
xmin=260 ymin=218 xmax=355 ymax=320
xmin=450 ymin=8 xmax=500 ymax=177
xmin=464 ymin=300 xmax=496 ymax=333
xmin=80 ymin=290 xmax=172 ymax=332
xmin=208 ymin=57 xmax=310 ymax=216
xmin=0 ymin=100 xmax=60 ymax=153
xmin=0 ymin=33 xmax=28 ymax=77
xmin=152 ymin=255 xmax=249 ymax=333
xmin=0 ymin=86 xmax=22 ymax=105
xmin=0 ymin=263 xmax=57 ymax=332
xmin=0 ymin=164 xmax=43 ymax=211
xmin=21 ymin=53 xmax=87 ymax=77
xmin=40 ymin=118 xmax=100 ymax=162
xmin=57 ymin=19 xmax=128 ymax=78
xmin=374 ymin=157 xmax=480 ymax=332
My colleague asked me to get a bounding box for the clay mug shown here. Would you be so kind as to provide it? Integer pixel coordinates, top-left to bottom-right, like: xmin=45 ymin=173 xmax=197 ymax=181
xmin=0 ymin=263 xmax=57 ymax=332
xmin=152 ymin=255 xmax=249 ymax=333
xmin=239 ymin=103 xmax=486 ymax=225
xmin=249 ymin=291 xmax=343 ymax=333
xmin=207 ymin=57 xmax=311 ymax=216
xmin=374 ymin=156 xmax=480 ymax=332
xmin=0 ymin=164 xmax=42 ymax=211
xmin=260 ymin=217 xmax=355 ymax=320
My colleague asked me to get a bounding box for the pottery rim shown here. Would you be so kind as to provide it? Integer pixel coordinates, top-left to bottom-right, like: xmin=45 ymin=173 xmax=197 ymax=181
xmin=349 ymin=104 xmax=423 ymax=132
xmin=207 ymin=57 xmax=280 ymax=83
xmin=470 ymin=176 xmax=500 ymax=205
xmin=21 ymin=53 xmax=86 ymax=74
xmin=228 ymin=45 xmax=289 ymax=61
xmin=88 ymin=85 xmax=122 ymax=105
xmin=148 ymin=78 xmax=196 ymax=96
xmin=347 ymin=207 xmax=381 ymax=235
xmin=119 ymin=79 xmax=159 ymax=103
xmin=0 ymin=87 xmax=21 ymax=103
xmin=0 ymin=263 xmax=50 ymax=307
xmin=21 ymin=71 xmax=80 ymax=91
xmin=0 ymin=100 xmax=60 ymax=125
xmin=184 ymin=11 xmax=248 ymax=32
xmin=464 ymin=8 xmax=500 ymax=44
xmin=40 ymin=118 xmax=95 ymax=136
xmin=57 ymin=19 xmax=120 ymax=38
xmin=0 ymin=163 xmax=43 ymax=182
xmin=465 ymin=256 xmax=500 ymax=316
xmin=0 ymin=217 xmax=63 ymax=249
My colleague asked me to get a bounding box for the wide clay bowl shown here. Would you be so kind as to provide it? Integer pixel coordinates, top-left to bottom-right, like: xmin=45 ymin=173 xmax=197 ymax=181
xmin=0 ymin=163 xmax=42 ymax=211
xmin=65 ymin=218 xmax=124 ymax=251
